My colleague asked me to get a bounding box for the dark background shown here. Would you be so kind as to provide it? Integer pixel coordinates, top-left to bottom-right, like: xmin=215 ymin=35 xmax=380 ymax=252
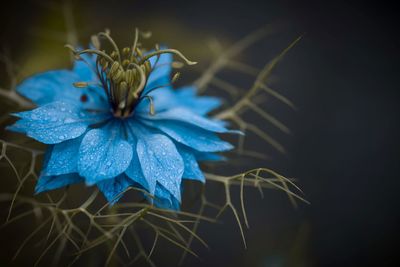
xmin=1 ymin=0 xmax=399 ymax=266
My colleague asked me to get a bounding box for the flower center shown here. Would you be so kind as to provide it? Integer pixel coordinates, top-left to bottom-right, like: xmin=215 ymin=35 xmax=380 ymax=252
xmin=67 ymin=29 xmax=197 ymax=118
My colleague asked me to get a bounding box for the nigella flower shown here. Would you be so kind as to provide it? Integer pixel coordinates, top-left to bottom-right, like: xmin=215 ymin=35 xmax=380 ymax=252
xmin=8 ymin=30 xmax=239 ymax=210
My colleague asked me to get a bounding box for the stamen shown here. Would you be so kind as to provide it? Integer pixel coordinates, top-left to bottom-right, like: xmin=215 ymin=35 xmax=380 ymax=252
xmin=73 ymin=82 xmax=89 ymax=88
xmin=130 ymin=28 xmax=139 ymax=61
xmin=110 ymin=51 xmax=119 ymax=61
xmin=138 ymin=48 xmax=197 ymax=66
xmin=65 ymin=45 xmax=116 ymax=65
xmin=141 ymin=95 xmax=155 ymax=115
xmin=172 ymin=72 xmax=181 ymax=83
xmin=98 ymin=31 xmax=121 ymax=63
xmin=172 ymin=61 xmax=185 ymax=69
xmin=142 ymin=83 xmax=171 ymax=96
xmin=122 ymin=59 xmax=130 ymax=68
xmin=126 ymin=63 xmax=146 ymax=97
xmin=122 ymin=47 xmax=131 ymax=57
xmin=65 ymin=28 xmax=196 ymax=118
xmin=73 ymin=81 xmax=102 ymax=88
xmin=109 ymin=61 xmax=121 ymax=76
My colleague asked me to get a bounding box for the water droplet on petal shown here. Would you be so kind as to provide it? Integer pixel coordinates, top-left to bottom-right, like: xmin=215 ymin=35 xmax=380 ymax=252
xmin=64 ymin=118 xmax=74 ymax=123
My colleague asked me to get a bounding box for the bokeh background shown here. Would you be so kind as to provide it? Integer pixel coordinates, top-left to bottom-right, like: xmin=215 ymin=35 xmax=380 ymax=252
xmin=0 ymin=0 xmax=399 ymax=266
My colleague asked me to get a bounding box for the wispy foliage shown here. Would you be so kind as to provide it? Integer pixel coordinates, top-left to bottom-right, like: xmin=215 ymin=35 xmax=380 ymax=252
xmin=0 ymin=2 xmax=307 ymax=266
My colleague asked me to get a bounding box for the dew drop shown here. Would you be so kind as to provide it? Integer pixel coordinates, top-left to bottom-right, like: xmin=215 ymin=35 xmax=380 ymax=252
xmin=64 ymin=118 xmax=74 ymax=123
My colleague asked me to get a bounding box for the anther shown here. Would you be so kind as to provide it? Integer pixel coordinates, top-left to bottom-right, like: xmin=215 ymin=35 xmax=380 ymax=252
xmin=110 ymin=51 xmax=118 ymax=60
xmin=122 ymin=59 xmax=130 ymax=68
xmin=109 ymin=62 xmax=121 ymax=76
xmin=122 ymin=47 xmax=131 ymax=56
xmin=172 ymin=61 xmax=184 ymax=69
xmin=112 ymin=70 xmax=124 ymax=83
xmin=119 ymin=81 xmax=128 ymax=92
xmin=142 ymin=96 xmax=155 ymax=115
xmin=172 ymin=72 xmax=181 ymax=83
xmin=73 ymin=82 xmax=89 ymax=88
xmin=125 ymin=69 xmax=134 ymax=85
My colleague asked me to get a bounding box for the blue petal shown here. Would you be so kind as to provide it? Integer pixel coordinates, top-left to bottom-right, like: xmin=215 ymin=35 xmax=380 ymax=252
xmin=124 ymin=132 xmax=151 ymax=192
xmin=139 ymin=107 xmax=240 ymax=134
xmin=17 ymin=70 xmax=82 ymax=105
xmin=139 ymin=119 xmax=234 ymax=152
xmin=153 ymin=183 xmax=180 ymax=211
xmin=43 ymin=136 xmax=83 ymax=176
xmin=175 ymin=86 xmax=221 ymax=115
xmin=35 ymin=173 xmax=82 ymax=194
xmin=17 ymin=67 xmax=107 ymax=110
xmin=138 ymin=85 xmax=221 ymax=116
xmin=9 ymin=102 xmax=106 ymax=144
xmin=78 ymin=121 xmax=133 ymax=185
xmin=97 ymin=174 xmax=133 ymax=204
xmin=73 ymin=50 xmax=98 ymax=82
xmin=136 ymin=86 xmax=176 ymax=114
xmin=144 ymin=50 xmax=172 ymax=95
xmin=42 ymin=146 xmax=54 ymax=169
xmin=177 ymin=145 xmax=205 ymax=183
xmin=129 ymin=122 xmax=184 ymax=201
xmin=195 ymin=151 xmax=227 ymax=162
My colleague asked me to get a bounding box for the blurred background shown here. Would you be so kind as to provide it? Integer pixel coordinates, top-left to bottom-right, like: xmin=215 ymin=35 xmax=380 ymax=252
xmin=0 ymin=0 xmax=399 ymax=266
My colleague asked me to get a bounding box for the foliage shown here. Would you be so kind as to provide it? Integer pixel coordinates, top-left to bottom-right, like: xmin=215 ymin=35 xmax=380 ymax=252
xmin=0 ymin=1 xmax=307 ymax=266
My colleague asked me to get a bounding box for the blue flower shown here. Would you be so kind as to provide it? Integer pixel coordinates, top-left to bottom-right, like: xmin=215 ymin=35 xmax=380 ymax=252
xmin=8 ymin=37 xmax=238 ymax=210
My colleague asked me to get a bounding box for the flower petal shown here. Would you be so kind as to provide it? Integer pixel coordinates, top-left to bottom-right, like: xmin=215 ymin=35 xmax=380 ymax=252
xmin=135 ymin=87 xmax=176 ymax=114
xmin=124 ymin=133 xmax=152 ymax=192
xmin=177 ymin=145 xmax=205 ymax=183
xmin=35 ymin=173 xmax=82 ymax=194
xmin=153 ymin=183 xmax=180 ymax=211
xmin=9 ymin=102 xmax=106 ymax=144
xmin=195 ymin=151 xmax=226 ymax=161
xmin=140 ymin=107 xmax=240 ymax=134
xmin=17 ymin=70 xmax=81 ymax=105
xmin=144 ymin=51 xmax=172 ymax=95
xmin=140 ymin=119 xmax=234 ymax=152
xmin=43 ymin=136 xmax=83 ymax=176
xmin=97 ymin=174 xmax=133 ymax=204
xmin=130 ymin=122 xmax=183 ymax=201
xmin=175 ymin=86 xmax=221 ymax=115
xmin=78 ymin=122 xmax=133 ymax=185
xmin=17 ymin=67 xmax=107 ymax=110
xmin=73 ymin=51 xmax=98 ymax=82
